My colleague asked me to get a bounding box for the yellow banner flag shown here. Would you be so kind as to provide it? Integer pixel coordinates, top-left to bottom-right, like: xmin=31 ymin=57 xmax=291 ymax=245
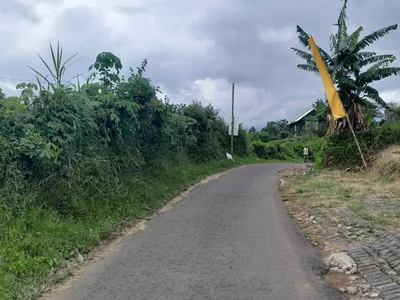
xmin=308 ymin=37 xmax=346 ymax=120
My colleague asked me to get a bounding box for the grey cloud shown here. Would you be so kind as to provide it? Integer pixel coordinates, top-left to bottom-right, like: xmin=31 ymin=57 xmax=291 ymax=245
xmin=0 ymin=0 xmax=399 ymax=128
xmin=46 ymin=6 xmax=114 ymax=79
xmin=113 ymin=1 xmax=162 ymax=16
xmin=0 ymin=0 xmax=39 ymax=23
xmin=182 ymin=0 xmax=400 ymax=125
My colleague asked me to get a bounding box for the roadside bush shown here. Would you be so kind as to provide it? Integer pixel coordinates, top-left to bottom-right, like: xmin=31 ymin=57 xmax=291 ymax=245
xmin=378 ymin=122 xmax=400 ymax=146
xmin=323 ymin=122 xmax=400 ymax=169
xmin=323 ymin=131 xmax=376 ymax=168
xmin=251 ymin=141 xmax=281 ymax=159
xmin=0 ymin=45 xmax=256 ymax=299
xmin=230 ymin=124 xmax=251 ymax=157
xmin=251 ymin=137 xmax=326 ymax=162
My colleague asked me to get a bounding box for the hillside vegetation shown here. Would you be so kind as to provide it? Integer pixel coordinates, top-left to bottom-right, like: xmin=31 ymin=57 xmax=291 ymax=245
xmin=0 ymin=47 xmax=256 ymax=299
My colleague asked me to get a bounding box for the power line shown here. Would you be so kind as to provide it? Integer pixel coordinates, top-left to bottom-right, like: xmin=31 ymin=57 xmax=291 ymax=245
xmin=0 ymin=76 xmax=39 ymax=83
xmin=161 ymin=85 xmax=231 ymax=95
xmin=0 ymin=75 xmax=231 ymax=95
xmin=236 ymin=89 xmax=256 ymax=109
xmin=0 ymin=74 xmax=88 ymax=85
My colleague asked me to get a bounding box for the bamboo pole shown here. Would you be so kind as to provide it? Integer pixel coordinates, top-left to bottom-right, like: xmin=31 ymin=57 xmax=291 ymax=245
xmin=345 ymin=113 xmax=367 ymax=169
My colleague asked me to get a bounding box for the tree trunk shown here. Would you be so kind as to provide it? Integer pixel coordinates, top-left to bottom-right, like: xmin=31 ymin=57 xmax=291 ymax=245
xmin=326 ymin=102 xmax=366 ymax=133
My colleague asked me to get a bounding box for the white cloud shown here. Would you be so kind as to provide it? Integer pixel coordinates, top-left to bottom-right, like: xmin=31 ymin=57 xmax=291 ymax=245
xmin=0 ymin=80 xmax=18 ymax=91
xmin=381 ymin=89 xmax=400 ymax=104
xmin=0 ymin=0 xmax=399 ymax=128
xmin=258 ymin=27 xmax=295 ymax=44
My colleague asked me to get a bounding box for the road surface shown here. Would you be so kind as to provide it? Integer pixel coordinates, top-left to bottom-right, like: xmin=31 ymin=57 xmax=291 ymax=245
xmin=46 ymin=164 xmax=341 ymax=300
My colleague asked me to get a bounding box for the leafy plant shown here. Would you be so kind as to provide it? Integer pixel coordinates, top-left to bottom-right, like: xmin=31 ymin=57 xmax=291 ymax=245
xmin=89 ymin=52 xmax=123 ymax=90
xmin=292 ymin=0 xmax=400 ymax=131
xmin=0 ymin=43 xmax=256 ymax=299
xmin=29 ymin=42 xmax=79 ymax=90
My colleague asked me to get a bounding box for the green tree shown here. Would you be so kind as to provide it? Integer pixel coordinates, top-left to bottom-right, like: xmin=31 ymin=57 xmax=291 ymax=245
xmin=260 ymin=120 xmax=289 ymax=140
xmin=292 ymin=0 xmax=400 ymax=131
xmin=89 ymin=52 xmax=123 ymax=90
xmin=248 ymin=126 xmax=256 ymax=133
xmin=0 ymin=88 xmax=5 ymax=101
xmin=313 ymin=99 xmax=327 ymax=123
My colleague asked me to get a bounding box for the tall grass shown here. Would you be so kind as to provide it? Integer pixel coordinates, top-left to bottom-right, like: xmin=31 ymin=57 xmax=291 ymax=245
xmin=0 ymin=157 xmax=269 ymax=299
xmin=0 ymin=44 xmax=260 ymax=299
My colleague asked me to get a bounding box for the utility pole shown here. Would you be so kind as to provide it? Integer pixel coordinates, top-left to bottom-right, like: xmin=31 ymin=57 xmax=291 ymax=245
xmin=231 ymin=83 xmax=235 ymax=155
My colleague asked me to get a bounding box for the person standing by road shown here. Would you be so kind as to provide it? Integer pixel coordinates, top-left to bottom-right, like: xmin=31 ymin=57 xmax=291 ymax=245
xmin=303 ymin=145 xmax=309 ymax=163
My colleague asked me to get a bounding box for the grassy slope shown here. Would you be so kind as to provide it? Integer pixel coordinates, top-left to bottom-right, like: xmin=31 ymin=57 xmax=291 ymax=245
xmin=1 ymin=156 xmax=279 ymax=300
xmin=284 ymin=169 xmax=400 ymax=230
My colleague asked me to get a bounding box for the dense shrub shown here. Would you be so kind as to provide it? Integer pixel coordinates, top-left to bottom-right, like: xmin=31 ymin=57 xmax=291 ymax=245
xmin=251 ymin=141 xmax=280 ymax=159
xmin=378 ymin=122 xmax=400 ymax=146
xmin=0 ymin=50 xmax=250 ymax=214
xmin=230 ymin=124 xmax=251 ymax=157
xmin=251 ymin=137 xmax=326 ymax=162
xmin=0 ymin=47 xmax=254 ymax=298
xmin=323 ymin=122 xmax=400 ymax=169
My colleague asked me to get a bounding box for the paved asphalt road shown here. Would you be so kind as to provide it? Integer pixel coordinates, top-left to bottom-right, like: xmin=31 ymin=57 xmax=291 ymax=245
xmin=47 ymin=164 xmax=342 ymax=300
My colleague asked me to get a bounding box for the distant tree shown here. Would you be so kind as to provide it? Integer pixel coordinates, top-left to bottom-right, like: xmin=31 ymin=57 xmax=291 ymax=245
xmin=276 ymin=119 xmax=288 ymax=131
xmin=260 ymin=120 xmax=289 ymax=141
xmin=258 ymin=131 xmax=271 ymax=143
xmin=261 ymin=122 xmax=279 ymax=138
xmin=248 ymin=126 xmax=257 ymax=133
xmin=313 ymin=99 xmax=328 ymax=123
xmin=0 ymin=88 xmax=5 ymax=101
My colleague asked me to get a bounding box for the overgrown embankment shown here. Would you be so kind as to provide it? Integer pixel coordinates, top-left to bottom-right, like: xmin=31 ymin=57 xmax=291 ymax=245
xmin=323 ymin=122 xmax=400 ymax=169
xmin=252 ymin=136 xmax=326 ymax=163
xmin=0 ymin=48 xmax=259 ymax=299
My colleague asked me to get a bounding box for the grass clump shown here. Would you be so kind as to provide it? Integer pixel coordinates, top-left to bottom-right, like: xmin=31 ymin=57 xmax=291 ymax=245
xmin=283 ymin=168 xmax=400 ymax=231
xmin=0 ymin=156 xmax=267 ymax=299
xmin=371 ymin=146 xmax=400 ymax=181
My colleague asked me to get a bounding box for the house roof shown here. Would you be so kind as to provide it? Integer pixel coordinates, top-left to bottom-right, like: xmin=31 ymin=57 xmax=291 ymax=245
xmin=375 ymin=111 xmax=385 ymax=118
xmin=287 ymin=109 xmax=315 ymax=125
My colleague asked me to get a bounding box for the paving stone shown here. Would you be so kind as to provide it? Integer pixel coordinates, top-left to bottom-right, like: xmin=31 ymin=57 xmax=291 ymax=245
xmin=370 ymin=279 xmax=392 ymax=287
xmin=390 ymin=260 xmax=400 ymax=267
xmin=388 ymin=256 xmax=400 ymax=264
xmin=377 ymin=283 xmax=398 ymax=292
xmin=388 ymin=241 xmax=399 ymax=247
xmin=359 ymin=261 xmax=377 ymax=268
xmin=322 ymin=225 xmax=400 ymax=298
xmin=383 ymin=292 xmax=400 ymax=300
xmin=376 ymin=245 xmax=388 ymax=251
xmin=348 ymin=248 xmax=365 ymax=253
xmin=361 ymin=271 xmax=379 ymax=277
xmin=352 ymin=252 xmax=369 ymax=258
xmin=366 ymin=273 xmax=388 ymax=281
xmin=361 ymin=269 xmax=381 ymax=276
xmin=387 ymin=271 xmax=398 ymax=276
xmin=364 ymin=247 xmax=376 ymax=256
xmin=381 ymin=288 xmax=400 ymax=296
xmin=366 ymin=276 xmax=387 ymax=282
xmin=360 ymin=265 xmax=379 ymax=270
xmin=368 ymin=275 xmax=390 ymax=283
xmin=367 ymin=275 xmax=390 ymax=283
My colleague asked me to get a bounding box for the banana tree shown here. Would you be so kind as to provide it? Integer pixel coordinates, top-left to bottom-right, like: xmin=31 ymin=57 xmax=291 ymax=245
xmin=292 ymin=0 xmax=400 ymax=131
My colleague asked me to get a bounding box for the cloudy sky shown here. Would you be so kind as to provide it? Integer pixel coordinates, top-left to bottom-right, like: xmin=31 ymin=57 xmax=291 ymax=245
xmin=1 ymin=0 xmax=399 ymax=128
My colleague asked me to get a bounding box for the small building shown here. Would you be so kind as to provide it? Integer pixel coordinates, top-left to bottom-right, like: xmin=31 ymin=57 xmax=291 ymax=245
xmin=374 ymin=107 xmax=386 ymax=123
xmin=287 ymin=109 xmax=316 ymax=135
